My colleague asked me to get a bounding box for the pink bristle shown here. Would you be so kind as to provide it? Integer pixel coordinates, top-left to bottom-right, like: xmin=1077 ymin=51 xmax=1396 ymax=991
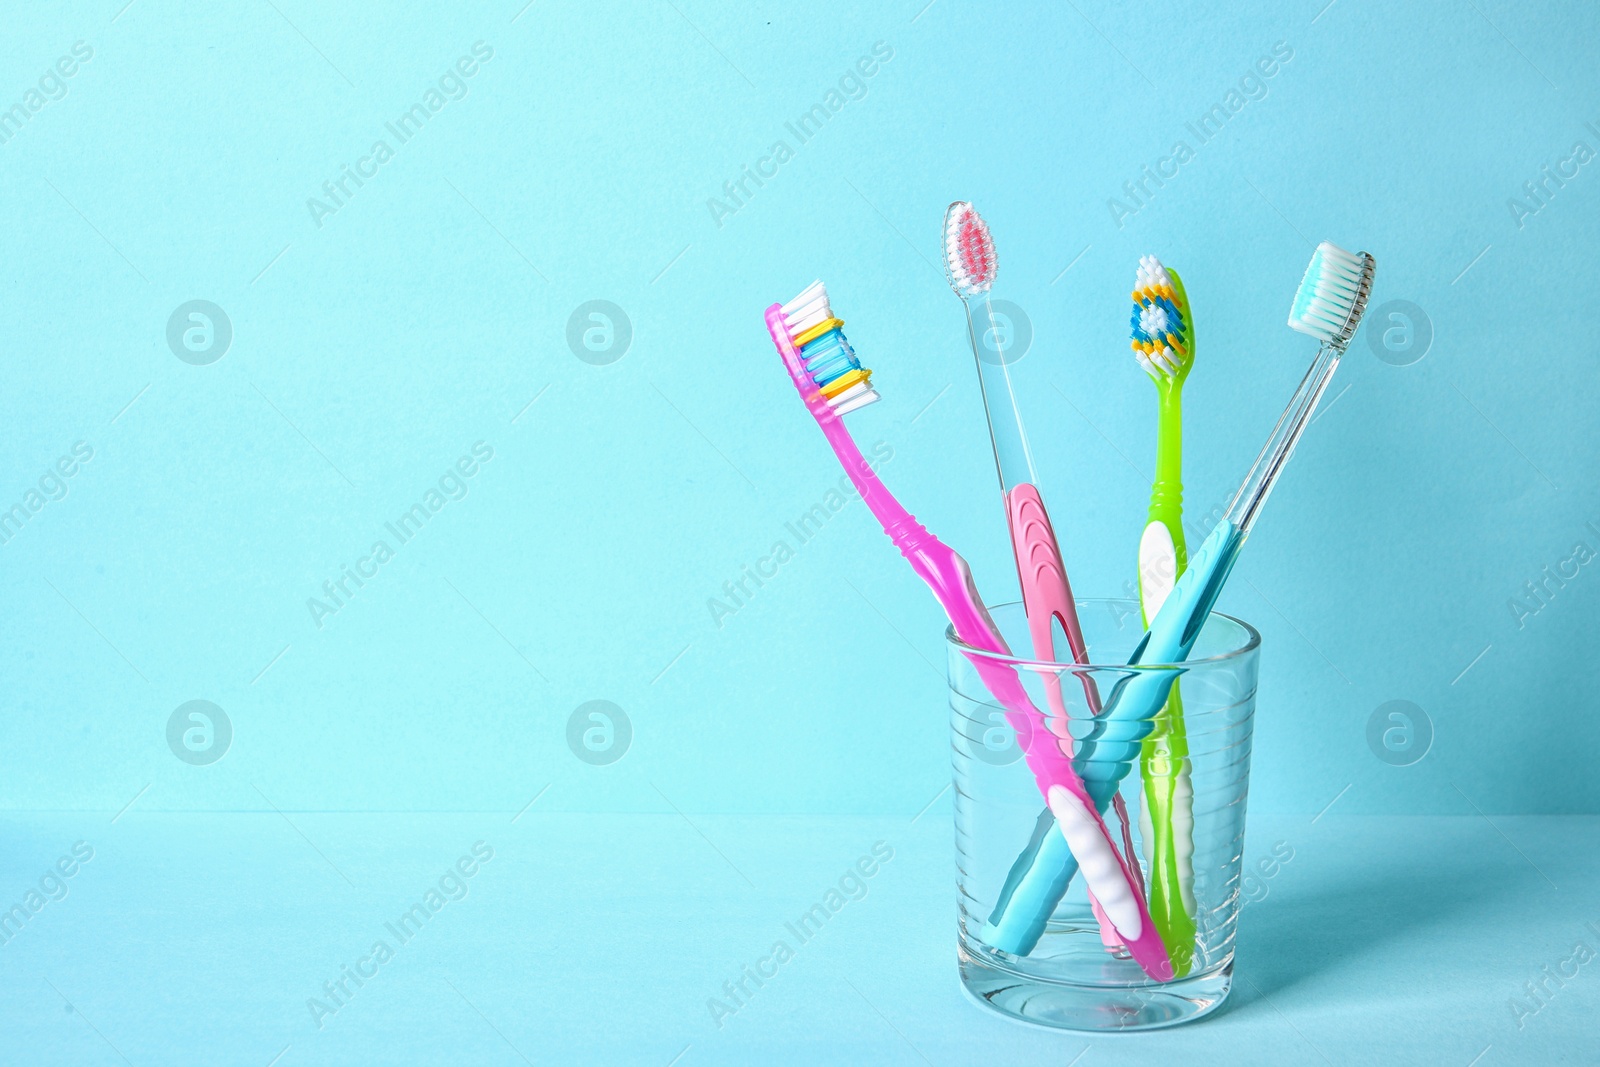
xmin=957 ymin=209 xmax=995 ymax=289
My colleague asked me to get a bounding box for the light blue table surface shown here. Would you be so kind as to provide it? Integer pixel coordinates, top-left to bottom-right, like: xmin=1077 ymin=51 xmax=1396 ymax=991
xmin=3 ymin=811 xmax=1593 ymax=1065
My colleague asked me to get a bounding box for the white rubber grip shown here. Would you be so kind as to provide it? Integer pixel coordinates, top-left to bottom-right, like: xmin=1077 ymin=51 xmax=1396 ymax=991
xmin=1047 ymin=785 xmax=1143 ymax=941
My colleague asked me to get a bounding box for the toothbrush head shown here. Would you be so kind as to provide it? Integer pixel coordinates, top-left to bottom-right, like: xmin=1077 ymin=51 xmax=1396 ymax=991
xmin=1130 ymin=255 xmax=1192 ymax=383
xmin=943 ymin=201 xmax=996 ymax=298
xmin=1288 ymin=242 xmax=1376 ymax=348
xmin=779 ymin=280 xmax=881 ymax=415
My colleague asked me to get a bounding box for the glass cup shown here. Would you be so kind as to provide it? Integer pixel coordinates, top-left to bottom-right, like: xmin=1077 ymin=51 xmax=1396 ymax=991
xmin=949 ymin=600 xmax=1260 ymax=1031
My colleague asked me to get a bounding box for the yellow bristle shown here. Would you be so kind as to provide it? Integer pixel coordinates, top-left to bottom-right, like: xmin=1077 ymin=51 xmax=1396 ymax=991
xmin=792 ymin=317 xmax=844 ymax=348
xmin=820 ymin=368 xmax=870 ymax=398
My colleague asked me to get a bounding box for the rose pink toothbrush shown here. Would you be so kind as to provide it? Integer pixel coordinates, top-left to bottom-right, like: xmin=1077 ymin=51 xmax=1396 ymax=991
xmin=1007 ymin=488 xmax=1140 ymax=952
xmin=765 ymin=281 xmax=1172 ymax=980
xmin=942 ymin=202 xmax=1143 ymax=953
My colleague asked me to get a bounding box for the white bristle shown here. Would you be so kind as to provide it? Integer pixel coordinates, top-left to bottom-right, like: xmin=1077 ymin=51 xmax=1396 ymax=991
xmin=782 ymin=280 xmax=833 ymax=335
xmin=1288 ymin=242 xmax=1374 ymax=344
xmin=1138 ymin=304 xmax=1170 ymax=336
xmin=1134 ymin=254 xmax=1171 ymax=292
xmin=833 ymin=388 xmax=881 ymax=416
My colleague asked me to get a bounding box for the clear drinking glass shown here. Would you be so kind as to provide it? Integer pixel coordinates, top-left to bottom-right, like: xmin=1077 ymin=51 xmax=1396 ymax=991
xmin=949 ymin=600 xmax=1260 ymax=1031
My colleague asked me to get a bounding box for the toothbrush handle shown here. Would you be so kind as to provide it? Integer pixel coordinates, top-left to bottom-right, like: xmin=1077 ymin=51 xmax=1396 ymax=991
xmin=1136 ymin=511 xmax=1197 ymax=973
xmin=1005 ymin=484 xmax=1130 ymax=951
xmin=968 ymin=298 xmax=1038 ymax=490
xmin=1078 ymin=520 xmax=1244 ymax=773
xmin=1143 ymin=378 xmax=1188 ymax=617
xmin=1148 ymin=387 xmax=1186 ymax=529
xmin=1006 ymin=485 xmax=1090 ymax=666
xmin=1226 ymin=343 xmax=1341 ymax=533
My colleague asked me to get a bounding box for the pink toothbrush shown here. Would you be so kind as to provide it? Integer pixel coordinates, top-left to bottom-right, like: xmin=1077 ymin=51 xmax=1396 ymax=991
xmin=1007 ymin=487 xmax=1146 ymax=950
xmin=766 ymin=282 xmax=1172 ymax=980
xmin=946 ymin=203 xmax=1144 ymax=951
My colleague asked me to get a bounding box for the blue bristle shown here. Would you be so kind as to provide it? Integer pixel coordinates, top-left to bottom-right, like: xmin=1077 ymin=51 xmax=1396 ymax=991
xmin=1131 ymin=294 xmax=1186 ymax=347
xmin=1289 ymin=248 xmax=1326 ymax=324
xmin=800 ymin=326 xmax=862 ymax=387
xmin=1162 ymin=298 xmax=1186 ymax=341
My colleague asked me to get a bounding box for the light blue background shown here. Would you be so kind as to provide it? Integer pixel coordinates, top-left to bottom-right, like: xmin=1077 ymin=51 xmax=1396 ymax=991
xmin=2 ymin=0 xmax=1599 ymax=1061
xmin=6 ymin=0 xmax=1596 ymax=817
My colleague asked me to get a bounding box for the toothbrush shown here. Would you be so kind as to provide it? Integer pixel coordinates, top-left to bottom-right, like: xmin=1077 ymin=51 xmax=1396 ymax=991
xmin=1130 ymin=254 xmax=1199 ymax=975
xmin=765 ymin=282 xmax=1174 ymax=980
xmin=985 ymin=242 xmax=1376 ymax=956
xmin=941 ymin=202 xmax=1141 ymax=954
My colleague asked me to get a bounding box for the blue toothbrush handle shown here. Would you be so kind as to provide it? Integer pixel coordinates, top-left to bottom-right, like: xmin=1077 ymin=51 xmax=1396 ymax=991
xmin=1134 ymin=520 xmax=1242 ymax=666
xmin=982 ymin=813 xmax=1081 ymax=952
xmin=1076 ymin=520 xmax=1244 ymax=772
xmin=980 ymin=521 xmax=1244 ymax=956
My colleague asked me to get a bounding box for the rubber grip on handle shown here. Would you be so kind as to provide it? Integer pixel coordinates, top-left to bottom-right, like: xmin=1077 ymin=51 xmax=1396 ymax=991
xmin=1006 ymin=484 xmax=1089 ymax=664
xmin=1006 ymin=484 xmax=1146 ymax=955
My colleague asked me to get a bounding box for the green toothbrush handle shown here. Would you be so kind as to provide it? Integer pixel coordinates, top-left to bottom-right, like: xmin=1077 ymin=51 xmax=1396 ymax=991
xmin=1140 ymin=385 xmax=1196 ymax=973
xmin=1141 ymin=680 xmax=1196 ymax=974
xmin=1148 ymin=389 xmax=1187 ymax=549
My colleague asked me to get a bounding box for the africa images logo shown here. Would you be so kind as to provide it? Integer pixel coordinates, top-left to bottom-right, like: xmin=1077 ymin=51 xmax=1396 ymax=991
xmin=166 ymin=700 xmax=232 ymax=766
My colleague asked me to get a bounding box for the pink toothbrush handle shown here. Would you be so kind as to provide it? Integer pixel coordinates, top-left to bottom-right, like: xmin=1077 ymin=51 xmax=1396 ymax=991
xmin=1006 ymin=484 xmax=1091 ymax=670
xmin=1007 ymin=485 xmax=1140 ymax=951
xmin=766 ymin=304 xmax=1170 ymax=979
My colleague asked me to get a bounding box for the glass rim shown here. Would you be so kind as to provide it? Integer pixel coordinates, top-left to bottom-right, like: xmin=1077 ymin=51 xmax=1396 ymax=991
xmin=944 ymin=598 xmax=1261 ymax=670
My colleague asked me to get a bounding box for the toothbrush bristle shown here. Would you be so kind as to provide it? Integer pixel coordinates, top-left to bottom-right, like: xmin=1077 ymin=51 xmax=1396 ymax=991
xmin=1129 ymin=255 xmax=1190 ymax=381
xmin=943 ymin=201 xmax=997 ymax=297
xmin=1288 ymin=242 xmax=1376 ymax=345
xmin=782 ymin=280 xmax=880 ymax=414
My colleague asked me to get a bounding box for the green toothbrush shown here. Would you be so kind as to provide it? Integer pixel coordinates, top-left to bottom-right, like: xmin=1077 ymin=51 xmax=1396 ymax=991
xmin=1130 ymin=255 xmax=1198 ymax=975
